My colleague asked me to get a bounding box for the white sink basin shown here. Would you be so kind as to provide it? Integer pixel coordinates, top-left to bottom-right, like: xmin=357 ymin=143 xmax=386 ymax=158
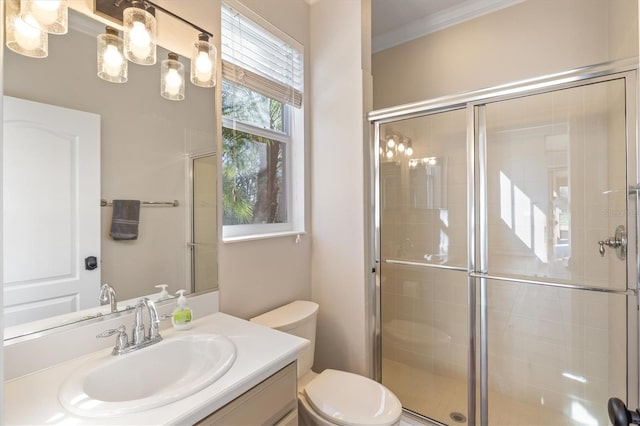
xmin=58 ymin=334 xmax=236 ymax=417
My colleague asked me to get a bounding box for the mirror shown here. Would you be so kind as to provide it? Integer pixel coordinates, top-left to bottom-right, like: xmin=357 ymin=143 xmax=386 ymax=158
xmin=191 ymin=153 xmax=218 ymax=293
xmin=3 ymin=8 xmax=217 ymax=340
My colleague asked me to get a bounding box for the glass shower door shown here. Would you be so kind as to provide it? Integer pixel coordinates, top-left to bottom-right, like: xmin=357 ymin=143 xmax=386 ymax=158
xmin=378 ymin=108 xmax=469 ymax=424
xmin=479 ymin=76 xmax=635 ymax=425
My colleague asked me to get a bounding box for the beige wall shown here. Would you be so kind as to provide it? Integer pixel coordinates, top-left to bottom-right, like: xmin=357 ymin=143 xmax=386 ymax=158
xmin=217 ymin=0 xmax=374 ymax=378
xmin=310 ymin=0 xmax=371 ymax=375
xmin=218 ymin=0 xmax=312 ymax=320
xmin=373 ymin=0 xmax=638 ymax=109
xmin=219 ymin=0 xmax=372 ymax=377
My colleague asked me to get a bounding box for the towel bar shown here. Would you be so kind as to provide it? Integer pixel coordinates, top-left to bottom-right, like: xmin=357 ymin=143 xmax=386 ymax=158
xmin=101 ymin=199 xmax=179 ymax=207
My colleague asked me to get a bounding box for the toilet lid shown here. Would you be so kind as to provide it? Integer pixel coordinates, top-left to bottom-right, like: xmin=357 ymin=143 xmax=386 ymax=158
xmin=303 ymin=369 xmax=402 ymax=426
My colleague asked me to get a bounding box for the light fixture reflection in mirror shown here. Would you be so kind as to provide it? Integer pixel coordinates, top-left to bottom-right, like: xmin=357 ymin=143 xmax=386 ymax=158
xmin=381 ymin=133 xmax=413 ymax=160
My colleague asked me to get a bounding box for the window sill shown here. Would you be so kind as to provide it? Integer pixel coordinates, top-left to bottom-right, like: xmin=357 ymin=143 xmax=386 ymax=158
xmin=222 ymin=230 xmax=306 ymax=244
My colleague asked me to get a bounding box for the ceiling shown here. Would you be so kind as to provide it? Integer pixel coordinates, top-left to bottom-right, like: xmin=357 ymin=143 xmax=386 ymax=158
xmin=371 ymin=0 xmax=524 ymax=53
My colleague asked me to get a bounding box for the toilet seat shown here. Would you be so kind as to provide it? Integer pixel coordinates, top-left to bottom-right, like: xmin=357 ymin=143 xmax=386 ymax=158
xmin=303 ymin=369 xmax=402 ymax=426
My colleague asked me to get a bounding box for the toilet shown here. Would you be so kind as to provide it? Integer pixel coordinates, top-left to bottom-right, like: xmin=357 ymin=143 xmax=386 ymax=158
xmin=250 ymin=301 xmax=402 ymax=426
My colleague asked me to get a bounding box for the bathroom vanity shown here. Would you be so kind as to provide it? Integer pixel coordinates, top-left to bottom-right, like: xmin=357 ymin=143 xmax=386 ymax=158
xmin=4 ymin=309 xmax=307 ymax=425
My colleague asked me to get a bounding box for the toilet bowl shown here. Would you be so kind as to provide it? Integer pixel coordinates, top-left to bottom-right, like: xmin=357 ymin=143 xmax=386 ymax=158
xmin=250 ymin=301 xmax=402 ymax=426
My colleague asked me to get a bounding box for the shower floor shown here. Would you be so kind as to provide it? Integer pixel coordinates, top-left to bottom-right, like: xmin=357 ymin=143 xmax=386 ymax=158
xmin=383 ymin=358 xmax=575 ymax=425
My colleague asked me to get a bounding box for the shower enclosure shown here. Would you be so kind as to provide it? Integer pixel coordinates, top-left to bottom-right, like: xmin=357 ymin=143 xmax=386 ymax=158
xmin=370 ymin=59 xmax=639 ymax=425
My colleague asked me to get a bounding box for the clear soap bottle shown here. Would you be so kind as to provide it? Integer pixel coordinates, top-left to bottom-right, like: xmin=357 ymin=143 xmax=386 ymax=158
xmin=171 ymin=290 xmax=193 ymax=330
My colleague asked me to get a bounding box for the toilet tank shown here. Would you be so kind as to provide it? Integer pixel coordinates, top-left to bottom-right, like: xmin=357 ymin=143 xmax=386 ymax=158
xmin=250 ymin=300 xmax=319 ymax=377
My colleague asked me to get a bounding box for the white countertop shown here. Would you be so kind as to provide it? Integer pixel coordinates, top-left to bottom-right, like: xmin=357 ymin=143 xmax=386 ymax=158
xmin=4 ymin=312 xmax=308 ymax=425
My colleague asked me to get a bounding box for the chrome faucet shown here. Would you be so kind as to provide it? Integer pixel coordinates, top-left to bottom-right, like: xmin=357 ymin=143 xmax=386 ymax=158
xmin=99 ymin=283 xmax=118 ymax=313
xmin=97 ymin=297 xmax=163 ymax=355
xmin=132 ymin=297 xmax=161 ymax=345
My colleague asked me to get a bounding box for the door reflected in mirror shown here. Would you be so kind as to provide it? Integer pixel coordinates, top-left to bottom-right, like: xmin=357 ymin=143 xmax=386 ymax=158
xmin=191 ymin=153 xmax=218 ymax=293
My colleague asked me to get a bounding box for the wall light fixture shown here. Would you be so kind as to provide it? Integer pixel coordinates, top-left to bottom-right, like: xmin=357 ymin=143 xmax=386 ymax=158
xmin=123 ymin=0 xmax=156 ymax=65
xmin=161 ymin=52 xmax=185 ymax=101
xmin=5 ymin=0 xmax=217 ymax=100
xmin=5 ymin=0 xmax=48 ymax=58
xmin=20 ymin=0 xmax=68 ymax=34
xmin=97 ymin=26 xmax=127 ymax=83
xmin=191 ymin=33 xmax=217 ymax=88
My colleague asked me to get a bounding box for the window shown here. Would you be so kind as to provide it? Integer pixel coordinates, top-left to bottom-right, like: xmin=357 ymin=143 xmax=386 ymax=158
xmin=221 ymin=1 xmax=304 ymax=241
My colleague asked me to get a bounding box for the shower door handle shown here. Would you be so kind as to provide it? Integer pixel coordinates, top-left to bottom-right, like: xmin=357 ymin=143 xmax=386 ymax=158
xmin=598 ymin=225 xmax=626 ymax=260
xmin=608 ymin=397 xmax=640 ymax=425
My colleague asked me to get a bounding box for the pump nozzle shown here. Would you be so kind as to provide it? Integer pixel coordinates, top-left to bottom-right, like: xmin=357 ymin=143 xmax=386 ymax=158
xmin=175 ymin=289 xmax=187 ymax=307
xmin=155 ymin=284 xmax=169 ymax=300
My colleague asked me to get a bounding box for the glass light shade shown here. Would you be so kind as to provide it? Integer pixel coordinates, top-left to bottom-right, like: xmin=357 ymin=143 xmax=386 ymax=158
xmin=6 ymin=4 xmax=48 ymax=58
xmin=387 ymin=136 xmax=396 ymax=148
xmin=20 ymin=0 xmax=67 ymax=34
xmin=190 ymin=33 xmax=217 ymax=88
xmin=97 ymin=26 xmax=127 ymax=83
xmin=161 ymin=53 xmax=185 ymax=101
xmin=123 ymin=2 xmax=156 ymax=65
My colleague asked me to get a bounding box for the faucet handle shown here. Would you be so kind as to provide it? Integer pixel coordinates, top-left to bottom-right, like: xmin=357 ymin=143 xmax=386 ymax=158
xmin=97 ymin=325 xmax=129 ymax=353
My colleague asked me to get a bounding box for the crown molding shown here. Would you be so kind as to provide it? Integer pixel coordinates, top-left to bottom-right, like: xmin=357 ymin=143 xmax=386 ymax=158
xmin=372 ymin=0 xmax=525 ymax=54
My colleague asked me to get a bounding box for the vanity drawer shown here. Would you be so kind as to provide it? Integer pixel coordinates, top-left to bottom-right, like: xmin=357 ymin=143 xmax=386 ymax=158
xmin=195 ymin=361 xmax=297 ymax=426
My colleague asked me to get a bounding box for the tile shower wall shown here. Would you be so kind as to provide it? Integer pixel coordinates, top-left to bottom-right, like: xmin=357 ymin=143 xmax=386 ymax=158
xmin=381 ymin=266 xmax=468 ymax=380
xmin=481 ymin=78 xmax=628 ymax=424
xmin=380 ymin=109 xmax=469 ymax=423
xmin=486 ymin=280 xmax=625 ymax=423
xmin=380 ymin=110 xmax=467 ymax=268
xmin=484 ymin=81 xmax=627 ymax=290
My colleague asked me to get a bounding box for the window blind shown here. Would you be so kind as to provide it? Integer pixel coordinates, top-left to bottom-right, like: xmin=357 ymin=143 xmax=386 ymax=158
xmin=221 ymin=3 xmax=303 ymax=108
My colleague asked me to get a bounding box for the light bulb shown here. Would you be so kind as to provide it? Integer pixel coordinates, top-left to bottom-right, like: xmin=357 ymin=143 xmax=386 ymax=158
xmin=14 ymin=14 xmax=42 ymax=51
xmin=129 ymin=21 xmax=151 ymax=59
xmin=103 ymin=44 xmax=123 ymax=77
xmin=406 ymin=146 xmax=414 ymax=156
xmin=385 ymin=150 xmax=394 ymax=159
xmin=195 ymin=51 xmax=213 ymax=82
xmin=397 ymin=143 xmax=405 ymax=153
xmin=165 ymin=68 xmax=182 ymax=96
xmin=29 ymin=0 xmax=61 ymax=26
xmin=387 ymin=138 xmax=396 ymax=148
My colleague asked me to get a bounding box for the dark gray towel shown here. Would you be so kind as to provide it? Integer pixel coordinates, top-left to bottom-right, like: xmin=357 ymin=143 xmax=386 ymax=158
xmin=110 ymin=200 xmax=141 ymax=240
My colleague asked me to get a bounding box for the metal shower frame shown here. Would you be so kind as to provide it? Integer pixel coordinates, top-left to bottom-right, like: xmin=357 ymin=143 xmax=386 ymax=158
xmin=368 ymin=57 xmax=640 ymax=425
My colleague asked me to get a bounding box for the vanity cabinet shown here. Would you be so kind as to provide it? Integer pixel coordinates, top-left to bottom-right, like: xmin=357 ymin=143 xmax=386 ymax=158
xmin=195 ymin=361 xmax=298 ymax=426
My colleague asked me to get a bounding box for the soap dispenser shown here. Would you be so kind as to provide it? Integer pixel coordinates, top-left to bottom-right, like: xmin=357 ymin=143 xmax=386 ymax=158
xmin=171 ymin=290 xmax=192 ymax=330
xmin=155 ymin=284 xmax=169 ymax=300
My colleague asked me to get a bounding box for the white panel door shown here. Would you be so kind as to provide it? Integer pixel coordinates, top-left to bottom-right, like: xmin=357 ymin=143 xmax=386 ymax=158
xmin=3 ymin=96 xmax=100 ymax=327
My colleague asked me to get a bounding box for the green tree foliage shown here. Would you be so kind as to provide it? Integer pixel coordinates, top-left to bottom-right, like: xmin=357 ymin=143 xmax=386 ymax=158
xmin=222 ymin=81 xmax=285 ymax=225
